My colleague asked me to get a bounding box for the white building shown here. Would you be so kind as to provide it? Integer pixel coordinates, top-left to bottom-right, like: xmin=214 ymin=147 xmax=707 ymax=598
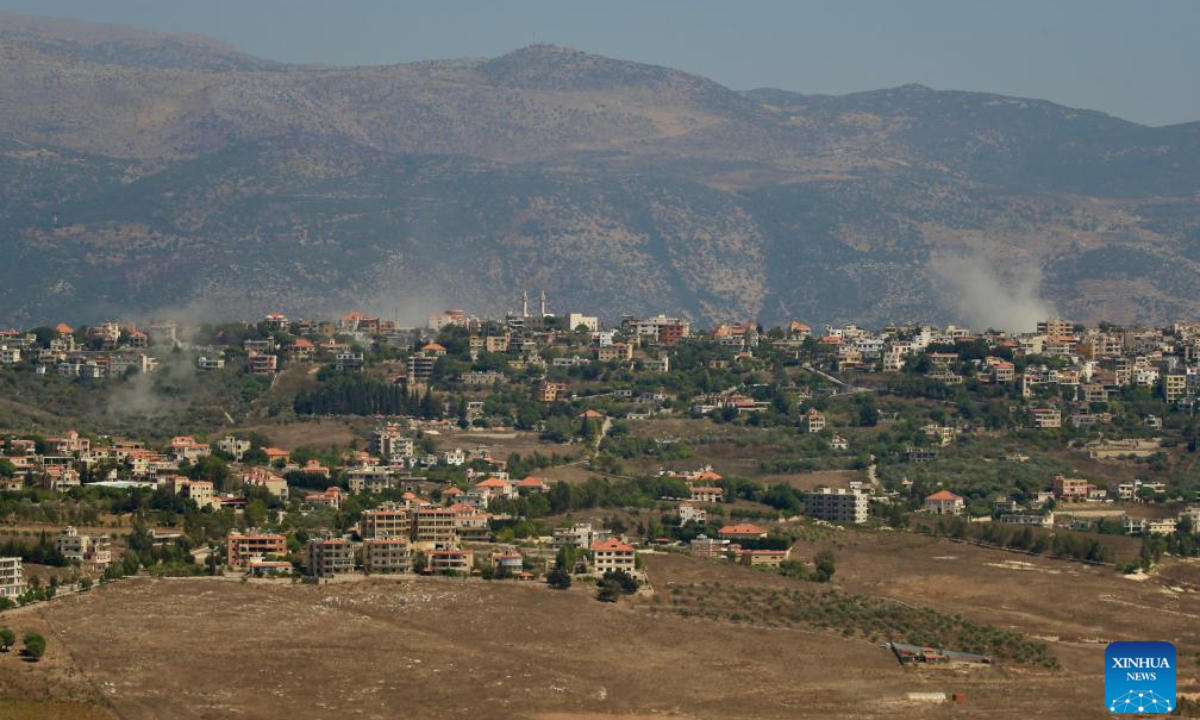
xmin=0 ymin=557 xmax=25 ymax=598
xmin=806 ymin=488 xmax=868 ymax=524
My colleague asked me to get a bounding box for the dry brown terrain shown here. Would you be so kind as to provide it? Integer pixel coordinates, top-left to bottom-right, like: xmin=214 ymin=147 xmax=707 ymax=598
xmin=4 ymin=529 xmax=1195 ymax=719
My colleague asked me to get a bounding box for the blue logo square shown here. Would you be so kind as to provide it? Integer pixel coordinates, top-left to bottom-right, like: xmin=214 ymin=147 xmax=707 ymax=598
xmin=1106 ymin=641 xmax=1176 ymax=713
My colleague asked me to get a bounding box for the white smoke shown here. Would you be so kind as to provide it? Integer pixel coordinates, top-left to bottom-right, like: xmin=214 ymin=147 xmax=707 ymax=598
xmin=937 ymin=255 xmax=1053 ymax=333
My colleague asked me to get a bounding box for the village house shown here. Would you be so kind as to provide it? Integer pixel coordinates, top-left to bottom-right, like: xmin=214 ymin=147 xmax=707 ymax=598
xmin=806 ymin=488 xmax=869 ymax=524
xmin=590 ymin=537 xmax=637 ymax=576
xmin=304 ymin=486 xmax=345 ymax=510
xmin=360 ymin=504 xmax=411 ymax=539
xmin=415 ymin=507 xmax=459 ymax=548
xmin=1029 ymin=407 xmax=1062 ymax=430
xmin=802 ymin=407 xmax=826 ymax=433
xmin=1052 ymin=475 xmax=1092 ymax=502
xmin=166 ymin=477 xmax=217 ymax=510
xmin=679 ymin=503 xmax=707 ymax=524
xmin=307 ymin=537 xmax=354 ymax=578
xmin=54 ymin=526 xmax=112 ymax=571
xmin=241 ymin=468 xmax=289 ymax=499
xmin=515 ymin=476 xmax=551 ymax=495
xmin=689 ymin=485 xmax=724 ymax=503
xmin=553 ymin=523 xmax=610 ymax=549
xmin=363 ymin=537 xmax=412 ymax=574
xmin=925 ymin=490 xmax=965 ymax=515
xmin=740 ymin=549 xmax=788 ymax=568
xmin=718 ymin=523 xmax=769 ymax=541
xmin=428 ymin=548 xmax=474 ymax=575
xmin=227 ymin=532 xmax=287 ymax=567
xmin=0 ymin=557 xmax=25 ymax=599
xmin=490 ymin=548 xmax=524 ymax=576
xmin=690 ymin=535 xmax=731 ymax=558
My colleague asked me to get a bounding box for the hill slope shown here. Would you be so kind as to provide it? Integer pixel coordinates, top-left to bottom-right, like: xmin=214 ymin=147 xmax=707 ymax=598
xmin=2 ymin=12 xmax=1199 ymax=328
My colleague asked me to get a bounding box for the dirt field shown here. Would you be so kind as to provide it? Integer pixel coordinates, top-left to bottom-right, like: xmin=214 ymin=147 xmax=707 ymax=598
xmin=8 ymin=531 xmax=1194 ymax=719
xmin=231 ymin=419 xmax=361 ymax=451
xmin=787 ymin=530 xmax=1200 ymax=698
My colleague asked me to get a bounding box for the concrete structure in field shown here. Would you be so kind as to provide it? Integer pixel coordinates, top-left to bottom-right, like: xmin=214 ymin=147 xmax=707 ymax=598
xmin=590 ymin=538 xmax=636 ymax=576
xmin=307 ymin=537 xmax=354 ymax=578
xmin=227 ymin=532 xmax=287 ymax=567
xmin=363 ymin=537 xmax=412 ymax=573
xmin=0 ymin=557 xmax=25 ymax=598
xmin=806 ymin=488 xmax=869 ymax=524
xmin=740 ymin=549 xmax=787 ymax=568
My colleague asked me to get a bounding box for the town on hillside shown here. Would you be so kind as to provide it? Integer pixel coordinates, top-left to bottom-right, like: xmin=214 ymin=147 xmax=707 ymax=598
xmin=4 ymin=301 xmax=1200 ymax=605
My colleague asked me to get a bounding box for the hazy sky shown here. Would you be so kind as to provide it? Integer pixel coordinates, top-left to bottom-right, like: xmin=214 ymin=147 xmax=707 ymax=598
xmin=3 ymin=0 xmax=1197 ymax=126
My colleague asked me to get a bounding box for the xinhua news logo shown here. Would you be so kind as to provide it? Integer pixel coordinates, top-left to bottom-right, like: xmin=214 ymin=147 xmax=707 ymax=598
xmin=1106 ymin=641 xmax=1176 ymax=713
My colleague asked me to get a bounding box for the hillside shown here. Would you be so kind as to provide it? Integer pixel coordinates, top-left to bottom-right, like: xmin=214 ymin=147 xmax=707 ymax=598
xmin=2 ymin=12 xmax=1200 ymax=328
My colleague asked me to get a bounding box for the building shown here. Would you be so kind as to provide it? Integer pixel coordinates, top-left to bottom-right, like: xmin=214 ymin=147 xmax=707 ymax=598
xmin=490 ymin=548 xmax=525 ymax=576
xmin=590 ymin=538 xmax=636 ymax=576
xmin=553 ymin=523 xmax=609 ymax=549
xmin=307 ymin=538 xmax=354 ymax=578
xmin=567 ymin=313 xmax=599 ymax=333
xmin=247 ymin=351 xmax=278 ymax=376
xmin=54 ymin=526 xmax=112 ymax=570
xmin=167 ymin=477 xmax=217 ymax=510
xmin=363 ymin=537 xmax=412 ymax=573
xmin=217 ymin=436 xmax=251 ymax=460
xmin=597 ymin=343 xmax=634 ymax=363
xmin=689 ymin=486 xmax=724 ymax=503
xmin=718 ymin=523 xmax=769 ymax=541
xmin=227 ymin=532 xmax=287 ymax=567
xmin=806 ymin=488 xmax=869 ymax=524
xmin=740 ymin=549 xmax=787 ymax=568
xmin=803 ymin=408 xmax=826 ymax=433
xmin=1029 ymin=407 xmax=1061 ymax=430
xmin=304 ymin=486 xmax=345 ymax=510
xmin=690 ymin=535 xmax=731 ymax=558
xmin=679 ymin=503 xmax=707 ymax=524
xmin=1052 ymin=475 xmax=1090 ymax=502
xmin=369 ymin=424 xmax=414 ymax=461
xmin=925 ymin=490 xmax=965 ymax=516
xmin=360 ymin=504 xmax=411 ymax=539
xmin=0 ymin=557 xmax=25 ymax=598
xmin=998 ymin=513 xmax=1054 ymax=528
xmin=428 ymin=548 xmax=474 ymax=575
xmin=414 ymin=507 xmax=458 ymax=547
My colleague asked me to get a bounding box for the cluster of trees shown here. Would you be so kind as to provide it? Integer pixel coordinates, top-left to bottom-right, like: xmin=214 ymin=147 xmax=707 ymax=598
xmin=0 ymin=628 xmax=44 ymax=660
xmin=596 ymin=569 xmax=639 ymax=602
xmin=779 ymin=550 xmax=836 ymax=582
xmin=932 ymin=517 xmax=1112 ymax=563
xmin=0 ymin=533 xmax=67 ymax=566
xmin=294 ymin=377 xmax=441 ymax=418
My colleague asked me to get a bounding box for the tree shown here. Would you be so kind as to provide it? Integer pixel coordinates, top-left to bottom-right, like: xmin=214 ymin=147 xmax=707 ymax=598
xmin=0 ymin=628 xmax=13 ymax=652
xmin=813 ymin=550 xmax=836 ymax=582
xmin=22 ymin=632 xmax=46 ymax=661
xmin=595 ymin=578 xmax=620 ymax=602
xmin=601 ymin=569 xmax=639 ymax=594
xmin=546 ymin=566 xmax=572 ymax=590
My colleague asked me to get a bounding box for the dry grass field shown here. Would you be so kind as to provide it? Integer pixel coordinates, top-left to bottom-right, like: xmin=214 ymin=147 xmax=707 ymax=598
xmin=3 ymin=528 xmax=1194 ymax=719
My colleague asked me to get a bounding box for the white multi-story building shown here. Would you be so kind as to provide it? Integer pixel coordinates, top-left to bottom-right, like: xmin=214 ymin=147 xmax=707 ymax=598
xmin=0 ymin=557 xmax=25 ymax=598
xmin=806 ymin=488 xmax=869 ymax=524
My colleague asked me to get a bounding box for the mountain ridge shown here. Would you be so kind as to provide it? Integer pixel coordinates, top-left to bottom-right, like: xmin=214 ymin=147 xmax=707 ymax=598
xmin=2 ymin=13 xmax=1199 ymax=329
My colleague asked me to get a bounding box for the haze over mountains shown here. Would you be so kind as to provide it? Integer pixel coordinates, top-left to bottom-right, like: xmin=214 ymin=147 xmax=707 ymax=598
xmin=3 ymin=12 xmax=1200 ymax=329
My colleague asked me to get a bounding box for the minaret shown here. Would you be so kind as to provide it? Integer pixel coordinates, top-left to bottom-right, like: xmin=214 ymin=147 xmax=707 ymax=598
xmin=522 ymin=291 xmax=529 ymax=318
xmin=539 ymin=289 xmax=547 ymax=317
